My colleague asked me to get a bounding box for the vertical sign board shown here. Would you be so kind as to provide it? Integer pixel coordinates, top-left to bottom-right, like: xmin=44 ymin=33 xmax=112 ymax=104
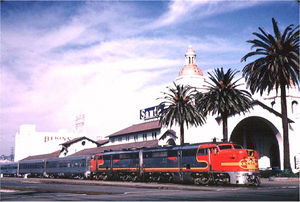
xmin=140 ymin=105 xmax=164 ymax=120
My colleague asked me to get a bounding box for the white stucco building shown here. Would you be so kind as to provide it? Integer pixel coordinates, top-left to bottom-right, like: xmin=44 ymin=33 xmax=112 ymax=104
xmin=59 ymin=136 xmax=100 ymax=157
xmin=14 ymin=124 xmax=82 ymax=161
xmin=170 ymin=46 xmax=300 ymax=173
xmin=104 ymin=120 xmax=177 ymax=147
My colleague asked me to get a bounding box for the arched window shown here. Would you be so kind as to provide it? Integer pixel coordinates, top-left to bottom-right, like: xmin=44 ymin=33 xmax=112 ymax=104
xmin=166 ymin=138 xmax=176 ymax=146
xmin=292 ymin=100 xmax=298 ymax=113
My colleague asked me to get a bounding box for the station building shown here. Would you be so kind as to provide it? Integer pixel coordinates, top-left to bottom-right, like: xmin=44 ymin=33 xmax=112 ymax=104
xmin=14 ymin=125 xmax=81 ymax=161
xmin=14 ymin=46 xmax=300 ymax=173
xmin=14 ymin=114 xmax=87 ymax=161
xmin=101 ymin=46 xmax=300 ymax=172
xmin=166 ymin=46 xmax=300 ymax=172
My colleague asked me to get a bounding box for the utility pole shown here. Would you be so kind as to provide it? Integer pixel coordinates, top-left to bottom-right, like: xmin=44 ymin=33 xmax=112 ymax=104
xmin=10 ymin=147 xmax=14 ymax=161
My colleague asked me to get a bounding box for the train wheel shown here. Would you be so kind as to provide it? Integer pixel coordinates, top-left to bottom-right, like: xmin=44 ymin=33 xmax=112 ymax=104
xmin=214 ymin=173 xmax=230 ymax=185
xmin=194 ymin=178 xmax=201 ymax=185
xmin=200 ymin=174 xmax=210 ymax=185
xmin=167 ymin=175 xmax=173 ymax=183
xmin=128 ymin=175 xmax=134 ymax=181
xmin=194 ymin=174 xmax=210 ymax=185
xmin=132 ymin=176 xmax=138 ymax=182
xmin=247 ymin=175 xmax=260 ymax=186
xmin=123 ymin=175 xmax=129 ymax=181
xmin=102 ymin=175 xmax=108 ymax=181
xmin=252 ymin=176 xmax=260 ymax=186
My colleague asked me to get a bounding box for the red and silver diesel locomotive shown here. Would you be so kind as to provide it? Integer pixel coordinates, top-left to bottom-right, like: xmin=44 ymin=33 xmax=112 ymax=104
xmin=0 ymin=142 xmax=260 ymax=186
xmin=90 ymin=142 xmax=260 ymax=185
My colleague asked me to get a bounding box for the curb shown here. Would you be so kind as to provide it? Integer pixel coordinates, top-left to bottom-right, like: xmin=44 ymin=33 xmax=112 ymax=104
xmin=268 ymin=177 xmax=299 ymax=182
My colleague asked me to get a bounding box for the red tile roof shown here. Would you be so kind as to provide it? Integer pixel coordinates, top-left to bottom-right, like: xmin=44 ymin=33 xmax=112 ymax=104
xmin=70 ymin=140 xmax=159 ymax=156
xmin=60 ymin=136 xmax=100 ymax=147
xmin=20 ymin=140 xmax=158 ymax=160
xmin=159 ymin=129 xmax=177 ymax=140
xmin=107 ymin=120 xmax=161 ymax=138
xmin=96 ymin=139 xmax=109 ymax=146
xmin=21 ymin=150 xmax=61 ymax=161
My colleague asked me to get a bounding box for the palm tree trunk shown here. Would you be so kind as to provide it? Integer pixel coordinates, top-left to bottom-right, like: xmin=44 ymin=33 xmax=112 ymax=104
xmin=222 ymin=114 xmax=228 ymax=142
xmin=180 ymin=123 xmax=184 ymax=145
xmin=280 ymin=84 xmax=291 ymax=171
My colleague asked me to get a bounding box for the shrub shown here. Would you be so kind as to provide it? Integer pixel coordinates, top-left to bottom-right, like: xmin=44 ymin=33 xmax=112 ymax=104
xmin=275 ymin=169 xmax=299 ymax=177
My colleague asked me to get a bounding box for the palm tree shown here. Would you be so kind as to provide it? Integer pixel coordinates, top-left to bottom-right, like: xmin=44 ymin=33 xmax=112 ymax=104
xmin=241 ymin=18 xmax=299 ymax=171
xmin=158 ymin=82 xmax=205 ymax=145
xmin=196 ymin=68 xmax=253 ymax=142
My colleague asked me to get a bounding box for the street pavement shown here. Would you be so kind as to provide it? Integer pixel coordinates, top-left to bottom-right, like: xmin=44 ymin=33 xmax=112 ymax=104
xmin=0 ymin=177 xmax=299 ymax=201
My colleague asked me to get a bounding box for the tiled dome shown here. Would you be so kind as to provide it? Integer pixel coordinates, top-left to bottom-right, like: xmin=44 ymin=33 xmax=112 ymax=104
xmin=178 ymin=45 xmax=203 ymax=76
xmin=179 ymin=65 xmax=203 ymax=76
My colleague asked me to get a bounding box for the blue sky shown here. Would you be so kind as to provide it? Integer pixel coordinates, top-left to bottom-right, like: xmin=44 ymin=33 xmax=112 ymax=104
xmin=0 ymin=0 xmax=299 ymax=155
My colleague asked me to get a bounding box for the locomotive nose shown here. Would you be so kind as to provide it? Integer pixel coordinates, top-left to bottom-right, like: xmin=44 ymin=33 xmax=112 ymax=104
xmin=244 ymin=149 xmax=259 ymax=171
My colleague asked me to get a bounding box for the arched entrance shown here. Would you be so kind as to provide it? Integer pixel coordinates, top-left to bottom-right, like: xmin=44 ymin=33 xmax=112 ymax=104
xmin=230 ymin=116 xmax=281 ymax=169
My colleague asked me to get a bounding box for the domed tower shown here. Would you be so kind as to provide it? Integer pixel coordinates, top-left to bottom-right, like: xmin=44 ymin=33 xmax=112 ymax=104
xmin=175 ymin=45 xmax=206 ymax=91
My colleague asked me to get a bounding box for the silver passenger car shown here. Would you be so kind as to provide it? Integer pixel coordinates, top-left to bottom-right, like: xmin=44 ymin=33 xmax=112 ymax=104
xmin=19 ymin=159 xmax=46 ymax=177
xmin=0 ymin=162 xmax=18 ymax=177
xmin=46 ymin=155 xmax=92 ymax=178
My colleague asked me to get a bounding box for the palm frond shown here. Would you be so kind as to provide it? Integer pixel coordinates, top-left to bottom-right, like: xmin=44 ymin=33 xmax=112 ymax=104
xmin=272 ymin=18 xmax=282 ymax=40
xmin=242 ymin=18 xmax=299 ymax=95
xmin=157 ymin=83 xmax=206 ymax=145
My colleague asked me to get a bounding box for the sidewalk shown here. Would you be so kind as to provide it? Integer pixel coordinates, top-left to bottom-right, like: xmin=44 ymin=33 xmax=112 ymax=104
xmin=1 ymin=177 xmax=216 ymax=191
xmin=268 ymin=177 xmax=299 ymax=182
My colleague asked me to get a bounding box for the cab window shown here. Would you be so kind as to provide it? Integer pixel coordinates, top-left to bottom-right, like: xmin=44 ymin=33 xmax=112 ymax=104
xmin=94 ymin=154 xmax=103 ymax=160
xmin=233 ymin=145 xmax=243 ymax=150
xmin=218 ymin=145 xmax=232 ymax=150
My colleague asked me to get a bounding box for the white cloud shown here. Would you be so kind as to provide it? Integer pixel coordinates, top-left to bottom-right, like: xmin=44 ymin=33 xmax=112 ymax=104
xmin=148 ymin=0 xmax=208 ymax=28
xmin=148 ymin=0 xmax=261 ymax=29
xmin=1 ymin=34 xmax=184 ymax=144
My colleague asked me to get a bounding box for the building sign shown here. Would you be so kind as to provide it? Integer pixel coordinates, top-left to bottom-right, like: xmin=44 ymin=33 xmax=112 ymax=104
xmin=44 ymin=136 xmax=72 ymax=143
xmin=140 ymin=104 xmax=164 ymax=120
